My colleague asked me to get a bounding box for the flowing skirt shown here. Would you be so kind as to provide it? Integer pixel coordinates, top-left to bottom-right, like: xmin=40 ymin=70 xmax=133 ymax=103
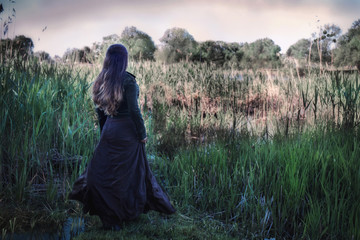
xmin=69 ymin=117 xmax=175 ymax=225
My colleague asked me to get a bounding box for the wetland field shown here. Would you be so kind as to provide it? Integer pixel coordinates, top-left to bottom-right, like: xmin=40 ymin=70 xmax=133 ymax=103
xmin=1 ymin=57 xmax=360 ymax=239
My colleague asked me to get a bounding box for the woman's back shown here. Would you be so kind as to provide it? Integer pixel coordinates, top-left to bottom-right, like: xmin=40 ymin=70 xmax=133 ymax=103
xmin=69 ymin=44 xmax=175 ymax=230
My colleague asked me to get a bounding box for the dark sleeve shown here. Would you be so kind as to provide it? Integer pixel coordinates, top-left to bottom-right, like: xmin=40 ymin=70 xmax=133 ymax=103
xmin=95 ymin=107 xmax=107 ymax=133
xmin=124 ymin=81 xmax=147 ymax=140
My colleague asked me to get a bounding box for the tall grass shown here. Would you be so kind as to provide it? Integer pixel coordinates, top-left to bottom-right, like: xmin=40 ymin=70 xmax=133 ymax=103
xmin=1 ymin=57 xmax=359 ymax=238
xmin=150 ymin=127 xmax=360 ymax=238
xmin=127 ymin=61 xmax=360 ymax=155
xmin=0 ymin=58 xmax=98 ymax=204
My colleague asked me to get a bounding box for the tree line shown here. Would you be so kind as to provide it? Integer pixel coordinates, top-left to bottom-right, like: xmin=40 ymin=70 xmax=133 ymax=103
xmin=286 ymin=21 xmax=360 ymax=71
xmin=1 ymin=19 xmax=359 ymax=70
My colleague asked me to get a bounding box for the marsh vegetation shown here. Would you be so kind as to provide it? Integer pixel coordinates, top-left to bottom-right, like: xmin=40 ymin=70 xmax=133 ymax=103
xmin=1 ymin=8 xmax=360 ymax=237
xmin=1 ymin=52 xmax=360 ymax=239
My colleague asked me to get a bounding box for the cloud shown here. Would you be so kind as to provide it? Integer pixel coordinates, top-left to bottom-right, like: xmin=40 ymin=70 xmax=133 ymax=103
xmin=12 ymin=0 xmax=360 ymax=56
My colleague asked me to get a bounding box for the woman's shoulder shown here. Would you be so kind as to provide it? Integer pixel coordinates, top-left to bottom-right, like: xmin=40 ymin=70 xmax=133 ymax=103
xmin=126 ymin=71 xmax=136 ymax=79
xmin=124 ymin=71 xmax=136 ymax=82
xmin=123 ymin=71 xmax=139 ymax=92
xmin=123 ymin=71 xmax=136 ymax=87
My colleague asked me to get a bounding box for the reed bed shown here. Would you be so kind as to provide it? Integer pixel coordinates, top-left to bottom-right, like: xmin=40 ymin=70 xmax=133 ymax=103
xmin=1 ymin=57 xmax=359 ymax=239
xmin=0 ymin=59 xmax=97 ymax=204
xmin=151 ymin=127 xmax=360 ymax=238
xmin=128 ymin=61 xmax=359 ymax=155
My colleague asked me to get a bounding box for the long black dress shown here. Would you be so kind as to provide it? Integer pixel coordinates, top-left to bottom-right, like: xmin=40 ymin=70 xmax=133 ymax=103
xmin=69 ymin=72 xmax=175 ymax=226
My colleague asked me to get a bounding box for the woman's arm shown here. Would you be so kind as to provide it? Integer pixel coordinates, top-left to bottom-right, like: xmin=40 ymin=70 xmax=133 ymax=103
xmin=124 ymin=80 xmax=147 ymax=141
xmin=95 ymin=107 xmax=107 ymax=133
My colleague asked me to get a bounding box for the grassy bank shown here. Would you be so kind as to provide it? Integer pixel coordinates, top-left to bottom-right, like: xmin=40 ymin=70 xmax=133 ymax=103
xmin=1 ymin=58 xmax=359 ymax=239
xmin=152 ymin=127 xmax=360 ymax=239
xmin=71 ymin=127 xmax=360 ymax=239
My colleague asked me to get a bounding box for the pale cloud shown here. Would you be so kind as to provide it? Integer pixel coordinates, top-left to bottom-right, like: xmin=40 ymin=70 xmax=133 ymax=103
xmin=6 ymin=0 xmax=360 ymax=56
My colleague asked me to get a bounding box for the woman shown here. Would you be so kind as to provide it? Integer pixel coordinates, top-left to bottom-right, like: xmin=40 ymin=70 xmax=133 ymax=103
xmin=69 ymin=44 xmax=175 ymax=229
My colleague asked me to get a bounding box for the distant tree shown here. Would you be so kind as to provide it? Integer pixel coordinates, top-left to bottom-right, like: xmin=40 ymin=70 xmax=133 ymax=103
xmin=120 ymin=26 xmax=156 ymax=61
xmin=62 ymin=48 xmax=76 ymax=62
xmin=286 ymin=39 xmax=311 ymax=60
xmin=240 ymin=38 xmax=281 ymax=69
xmin=341 ymin=19 xmax=360 ymax=42
xmin=102 ymin=34 xmax=120 ymax=42
xmin=13 ymin=35 xmax=34 ymax=58
xmin=91 ymin=34 xmax=121 ymax=61
xmin=81 ymin=46 xmax=92 ymax=62
xmin=334 ymin=19 xmax=360 ymax=71
xmin=157 ymin=27 xmax=197 ymax=63
xmin=0 ymin=35 xmax=34 ymax=60
xmin=34 ymin=51 xmax=51 ymax=62
xmin=224 ymin=42 xmax=244 ymax=68
xmin=311 ymin=24 xmax=342 ymax=67
xmin=192 ymin=41 xmax=226 ymax=65
xmin=62 ymin=46 xmax=92 ymax=63
xmin=53 ymin=55 xmax=62 ymax=62
xmin=192 ymin=41 xmax=243 ymax=67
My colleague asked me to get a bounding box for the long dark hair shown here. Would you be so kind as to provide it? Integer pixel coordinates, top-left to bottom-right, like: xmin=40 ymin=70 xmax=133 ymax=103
xmin=93 ymin=44 xmax=128 ymax=116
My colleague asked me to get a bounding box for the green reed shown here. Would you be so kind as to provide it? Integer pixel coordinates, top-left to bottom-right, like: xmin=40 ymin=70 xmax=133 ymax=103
xmin=0 ymin=58 xmax=98 ymax=204
xmin=150 ymin=126 xmax=360 ymax=239
xmin=127 ymin=61 xmax=360 ymax=238
xmin=1 ymin=57 xmax=359 ymax=238
xmin=127 ymin=62 xmax=359 ymax=156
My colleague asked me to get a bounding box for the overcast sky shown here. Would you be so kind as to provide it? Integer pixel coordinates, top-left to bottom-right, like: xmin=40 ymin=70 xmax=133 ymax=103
xmin=1 ymin=0 xmax=359 ymax=57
